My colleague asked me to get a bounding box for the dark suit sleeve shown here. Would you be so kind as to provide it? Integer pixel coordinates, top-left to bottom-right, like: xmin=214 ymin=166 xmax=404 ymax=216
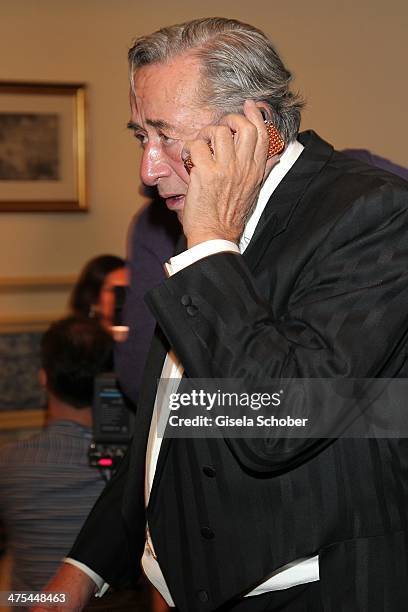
xmin=145 ymin=183 xmax=408 ymax=473
xmin=67 ymin=450 xmax=141 ymax=587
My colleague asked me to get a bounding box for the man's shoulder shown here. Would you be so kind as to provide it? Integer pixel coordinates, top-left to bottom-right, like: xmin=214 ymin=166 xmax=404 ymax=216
xmin=299 ymin=130 xmax=408 ymax=193
xmin=0 ymin=432 xmax=43 ymax=463
xmin=0 ymin=422 xmax=92 ymax=468
xmin=295 ymin=131 xmax=408 ymax=222
xmin=341 ymin=148 xmax=408 ymax=182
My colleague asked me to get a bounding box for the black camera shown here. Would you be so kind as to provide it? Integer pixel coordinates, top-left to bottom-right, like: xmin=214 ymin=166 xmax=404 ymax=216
xmin=88 ymin=373 xmax=134 ymax=478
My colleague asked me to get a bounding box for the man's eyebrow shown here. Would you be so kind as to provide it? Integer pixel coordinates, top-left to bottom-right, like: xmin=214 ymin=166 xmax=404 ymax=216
xmin=148 ymin=118 xmax=175 ymax=131
xmin=127 ymin=120 xmax=142 ymax=131
xmin=126 ymin=119 xmax=175 ymax=131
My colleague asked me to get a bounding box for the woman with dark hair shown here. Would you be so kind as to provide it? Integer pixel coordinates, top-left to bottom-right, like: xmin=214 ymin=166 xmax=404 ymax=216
xmin=69 ymin=255 xmax=127 ymax=331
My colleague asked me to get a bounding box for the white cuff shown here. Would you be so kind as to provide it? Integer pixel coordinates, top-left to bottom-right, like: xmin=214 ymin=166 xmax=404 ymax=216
xmin=165 ymin=239 xmax=239 ymax=276
xmin=63 ymin=557 xmax=110 ymax=597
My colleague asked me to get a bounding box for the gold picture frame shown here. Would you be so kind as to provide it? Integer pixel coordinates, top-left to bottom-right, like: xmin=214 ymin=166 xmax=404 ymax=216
xmin=0 ymin=81 xmax=87 ymax=212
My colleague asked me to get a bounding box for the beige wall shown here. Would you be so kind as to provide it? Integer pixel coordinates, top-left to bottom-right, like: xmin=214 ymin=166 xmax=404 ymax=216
xmin=0 ymin=0 xmax=406 ymax=325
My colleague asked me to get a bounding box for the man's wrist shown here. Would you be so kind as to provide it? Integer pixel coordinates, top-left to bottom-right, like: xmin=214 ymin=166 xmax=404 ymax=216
xmin=166 ymin=239 xmax=240 ymax=276
xmin=63 ymin=558 xmax=107 ymax=593
xmin=30 ymin=562 xmax=98 ymax=612
xmin=186 ymin=232 xmax=239 ymax=249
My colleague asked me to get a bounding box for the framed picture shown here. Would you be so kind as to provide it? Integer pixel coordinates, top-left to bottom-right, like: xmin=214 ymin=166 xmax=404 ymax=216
xmin=0 ymin=82 xmax=87 ymax=212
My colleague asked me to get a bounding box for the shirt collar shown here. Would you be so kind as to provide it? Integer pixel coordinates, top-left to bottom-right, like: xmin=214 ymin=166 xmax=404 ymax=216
xmin=239 ymin=140 xmax=304 ymax=252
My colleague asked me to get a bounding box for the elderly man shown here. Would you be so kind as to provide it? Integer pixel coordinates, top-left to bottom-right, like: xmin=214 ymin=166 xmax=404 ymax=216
xmin=35 ymin=17 xmax=408 ymax=612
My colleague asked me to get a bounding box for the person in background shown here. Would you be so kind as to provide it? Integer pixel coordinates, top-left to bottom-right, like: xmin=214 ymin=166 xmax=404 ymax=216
xmin=69 ymin=255 xmax=127 ymax=331
xmin=0 ymin=316 xmax=112 ymax=592
xmin=116 ymin=200 xmax=181 ymax=404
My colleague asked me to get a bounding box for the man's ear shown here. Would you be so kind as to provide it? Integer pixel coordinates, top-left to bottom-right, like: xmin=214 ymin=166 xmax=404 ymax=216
xmin=254 ymin=101 xmax=285 ymax=158
xmin=255 ymin=101 xmax=273 ymax=122
xmin=38 ymin=368 xmax=47 ymax=389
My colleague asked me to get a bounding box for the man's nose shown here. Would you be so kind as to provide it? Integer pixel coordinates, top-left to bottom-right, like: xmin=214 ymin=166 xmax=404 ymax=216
xmin=140 ymin=144 xmax=171 ymax=186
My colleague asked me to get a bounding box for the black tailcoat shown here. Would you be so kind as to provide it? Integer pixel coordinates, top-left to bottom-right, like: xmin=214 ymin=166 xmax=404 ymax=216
xmin=71 ymin=132 xmax=408 ymax=611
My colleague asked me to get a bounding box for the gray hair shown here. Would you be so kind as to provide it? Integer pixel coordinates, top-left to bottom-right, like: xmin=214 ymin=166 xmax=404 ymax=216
xmin=128 ymin=17 xmax=304 ymax=142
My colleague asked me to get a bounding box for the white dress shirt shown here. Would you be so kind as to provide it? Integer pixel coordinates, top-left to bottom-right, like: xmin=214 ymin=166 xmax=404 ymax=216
xmin=65 ymin=140 xmax=319 ymax=604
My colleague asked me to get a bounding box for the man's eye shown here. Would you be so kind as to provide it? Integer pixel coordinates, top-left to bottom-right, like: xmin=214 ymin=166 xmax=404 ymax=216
xmin=159 ymin=133 xmax=175 ymax=146
xmin=134 ymin=132 xmax=147 ymax=146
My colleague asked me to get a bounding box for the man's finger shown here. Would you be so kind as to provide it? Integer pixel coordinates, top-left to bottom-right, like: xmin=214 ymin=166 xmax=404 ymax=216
xmin=196 ymin=124 xmax=236 ymax=162
xmin=182 ymin=138 xmax=215 ymax=174
xmin=218 ymin=113 xmax=258 ymax=158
